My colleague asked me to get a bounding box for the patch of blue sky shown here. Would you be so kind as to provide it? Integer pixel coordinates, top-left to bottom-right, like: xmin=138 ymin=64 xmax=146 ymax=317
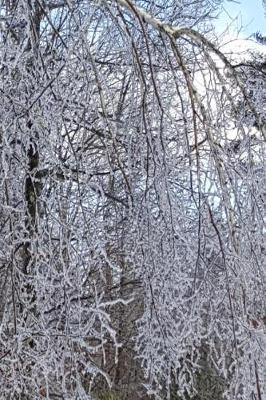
xmin=211 ymin=0 xmax=266 ymax=56
xmin=216 ymin=0 xmax=266 ymax=37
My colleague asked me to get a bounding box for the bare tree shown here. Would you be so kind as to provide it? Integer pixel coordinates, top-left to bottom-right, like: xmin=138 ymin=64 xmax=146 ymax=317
xmin=0 ymin=1 xmax=265 ymax=399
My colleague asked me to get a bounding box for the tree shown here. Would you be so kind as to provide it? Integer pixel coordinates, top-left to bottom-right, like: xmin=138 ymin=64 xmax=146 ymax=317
xmin=0 ymin=1 xmax=265 ymax=399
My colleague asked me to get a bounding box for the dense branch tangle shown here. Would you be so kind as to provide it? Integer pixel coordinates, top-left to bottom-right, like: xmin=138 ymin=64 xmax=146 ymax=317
xmin=0 ymin=0 xmax=265 ymax=399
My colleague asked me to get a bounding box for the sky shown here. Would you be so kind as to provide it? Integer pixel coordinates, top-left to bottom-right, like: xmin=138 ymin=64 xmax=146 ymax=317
xmin=216 ymin=0 xmax=266 ymax=37
xmin=214 ymin=0 xmax=266 ymax=56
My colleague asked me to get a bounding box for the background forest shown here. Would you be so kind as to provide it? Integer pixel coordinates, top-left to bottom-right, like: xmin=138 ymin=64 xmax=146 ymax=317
xmin=0 ymin=0 xmax=265 ymax=399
